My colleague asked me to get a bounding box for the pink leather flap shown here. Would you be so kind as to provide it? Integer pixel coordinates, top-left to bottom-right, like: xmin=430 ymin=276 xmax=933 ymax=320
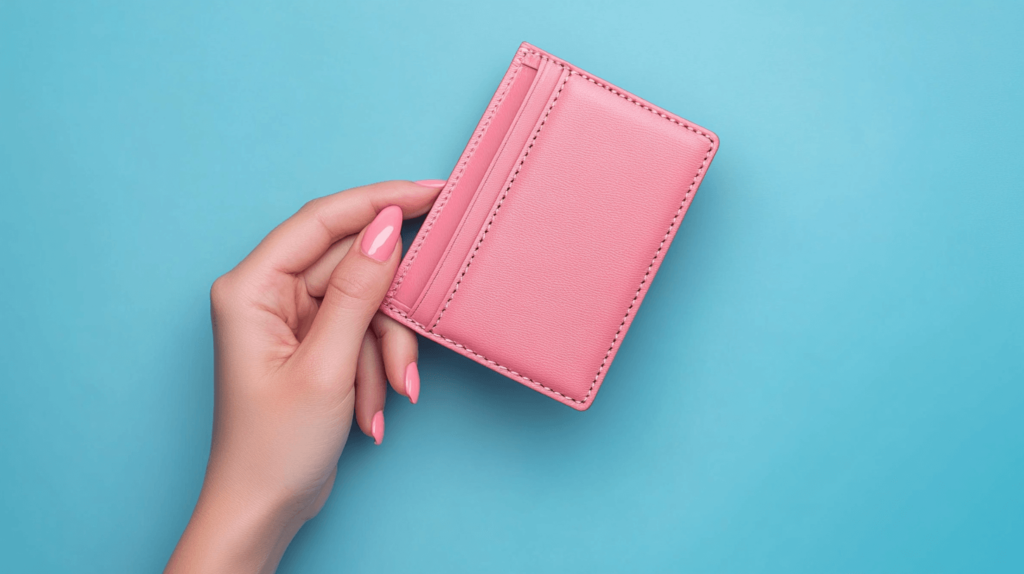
xmin=382 ymin=43 xmax=718 ymax=410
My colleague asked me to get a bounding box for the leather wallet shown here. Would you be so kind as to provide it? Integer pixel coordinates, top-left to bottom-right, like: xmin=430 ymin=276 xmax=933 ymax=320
xmin=380 ymin=42 xmax=719 ymax=410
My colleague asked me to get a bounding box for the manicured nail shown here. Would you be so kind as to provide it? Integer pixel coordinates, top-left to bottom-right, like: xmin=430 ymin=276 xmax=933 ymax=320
xmin=361 ymin=205 xmax=403 ymax=262
xmin=405 ymin=362 xmax=420 ymax=404
xmin=371 ymin=410 xmax=384 ymax=445
xmin=414 ymin=179 xmax=446 ymax=189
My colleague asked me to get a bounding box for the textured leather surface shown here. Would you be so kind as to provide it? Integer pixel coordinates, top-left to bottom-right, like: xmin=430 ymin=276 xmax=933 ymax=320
xmin=382 ymin=42 xmax=718 ymax=410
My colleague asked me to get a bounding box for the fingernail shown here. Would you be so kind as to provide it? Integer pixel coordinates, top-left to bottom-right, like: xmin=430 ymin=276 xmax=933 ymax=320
xmin=371 ymin=410 xmax=384 ymax=445
xmin=414 ymin=179 xmax=446 ymax=189
xmin=405 ymin=362 xmax=420 ymax=404
xmin=361 ymin=205 xmax=403 ymax=262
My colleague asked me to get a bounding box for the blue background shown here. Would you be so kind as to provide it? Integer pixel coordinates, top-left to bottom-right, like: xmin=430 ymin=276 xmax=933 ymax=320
xmin=2 ymin=1 xmax=1022 ymax=572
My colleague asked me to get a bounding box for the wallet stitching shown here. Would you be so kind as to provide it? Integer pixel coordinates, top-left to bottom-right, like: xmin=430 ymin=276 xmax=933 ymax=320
xmin=530 ymin=52 xmax=717 ymax=142
xmin=385 ymin=304 xmax=577 ymax=401
xmin=398 ymin=48 xmax=717 ymax=405
xmin=414 ymin=59 xmax=551 ymax=318
xmin=430 ymin=69 xmax=571 ymax=332
xmin=387 ymin=51 xmax=527 ymax=303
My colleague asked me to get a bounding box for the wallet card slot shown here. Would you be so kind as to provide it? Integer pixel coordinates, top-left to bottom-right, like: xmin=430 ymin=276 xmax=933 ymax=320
xmin=408 ymin=58 xmax=569 ymax=327
xmin=388 ymin=53 xmax=539 ymax=314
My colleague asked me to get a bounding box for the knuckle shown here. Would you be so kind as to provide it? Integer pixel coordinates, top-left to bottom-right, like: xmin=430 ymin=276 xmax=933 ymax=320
xmin=209 ymin=274 xmax=232 ymax=307
xmin=326 ymin=268 xmax=380 ymax=304
xmin=299 ymin=197 xmax=321 ymax=213
xmin=296 ymin=355 xmax=355 ymax=401
xmin=209 ymin=273 xmax=243 ymax=316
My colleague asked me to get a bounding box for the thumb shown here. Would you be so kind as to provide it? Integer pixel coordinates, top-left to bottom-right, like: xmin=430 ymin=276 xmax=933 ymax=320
xmin=296 ymin=205 xmax=403 ymax=379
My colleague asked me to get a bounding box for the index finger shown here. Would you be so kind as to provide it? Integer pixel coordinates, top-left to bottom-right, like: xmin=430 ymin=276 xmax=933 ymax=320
xmin=242 ymin=180 xmax=444 ymax=275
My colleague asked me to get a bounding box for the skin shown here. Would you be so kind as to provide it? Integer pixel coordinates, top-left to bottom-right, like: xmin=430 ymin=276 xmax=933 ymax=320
xmin=164 ymin=181 xmax=442 ymax=573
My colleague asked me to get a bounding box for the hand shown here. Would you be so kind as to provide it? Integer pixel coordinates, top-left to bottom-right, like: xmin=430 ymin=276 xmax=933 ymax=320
xmin=165 ymin=180 xmax=445 ymax=573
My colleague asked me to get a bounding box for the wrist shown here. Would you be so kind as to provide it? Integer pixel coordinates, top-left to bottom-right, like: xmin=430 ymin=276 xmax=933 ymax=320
xmin=166 ymin=482 xmax=304 ymax=574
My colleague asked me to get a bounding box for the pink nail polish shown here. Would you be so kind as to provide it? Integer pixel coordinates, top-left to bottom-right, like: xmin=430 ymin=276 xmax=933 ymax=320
xmin=361 ymin=205 xmax=403 ymax=262
xmin=405 ymin=362 xmax=420 ymax=404
xmin=414 ymin=179 xmax=447 ymax=189
xmin=371 ymin=411 xmax=384 ymax=445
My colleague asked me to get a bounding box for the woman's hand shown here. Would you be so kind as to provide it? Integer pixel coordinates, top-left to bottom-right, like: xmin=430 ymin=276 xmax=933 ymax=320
xmin=165 ymin=180 xmax=445 ymax=574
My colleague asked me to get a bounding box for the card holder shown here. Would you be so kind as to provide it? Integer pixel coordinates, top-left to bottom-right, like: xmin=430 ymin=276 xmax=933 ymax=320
xmin=381 ymin=43 xmax=719 ymax=410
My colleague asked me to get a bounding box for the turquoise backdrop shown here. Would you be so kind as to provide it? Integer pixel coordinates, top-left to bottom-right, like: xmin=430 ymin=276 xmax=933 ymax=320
xmin=2 ymin=1 xmax=1022 ymax=572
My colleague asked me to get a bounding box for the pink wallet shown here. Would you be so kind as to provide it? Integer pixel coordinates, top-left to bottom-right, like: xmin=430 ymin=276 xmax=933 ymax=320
xmin=380 ymin=43 xmax=719 ymax=410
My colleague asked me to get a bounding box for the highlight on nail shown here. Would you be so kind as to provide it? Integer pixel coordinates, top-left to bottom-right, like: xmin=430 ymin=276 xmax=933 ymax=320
xmin=360 ymin=205 xmax=403 ymax=262
xmin=366 ymin=225 xmax=394 ymax=256
xmin=414 ymin=179 xmax=447 ymax=189
xmin=405 ymin=362 xmax=420 ymax=404
xmin=371 ymin=410 xmax=384 ymax=445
